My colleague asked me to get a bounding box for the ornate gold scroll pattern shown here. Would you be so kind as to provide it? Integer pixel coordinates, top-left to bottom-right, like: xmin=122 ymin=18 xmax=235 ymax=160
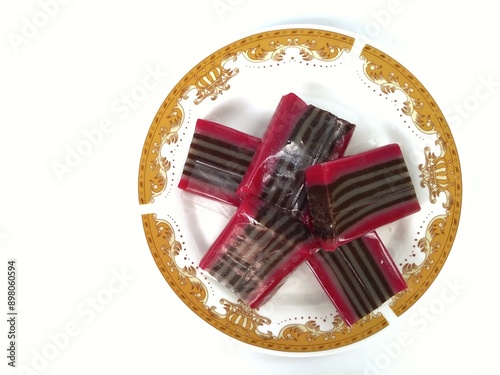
xmin=419 ymin=135 xmax=453 ymax=210
xmin=402 ymin=214 xmax=447 ymax=284
xmin=388 ymin=213 xmax=448 ymax=312
xmin=151 ymin=214 xmax=209 ymax=305
xmin=181 ymin=54 xmax=239 ymax=104
xmin=208 ymin=299 xmax=274 ymax=339
xmin=278 ymin=316 xmax=347 ymax=342
xmin=242 ymin=37 xmax=350 ymax=62
xmin=144 ymin=102 xmax=185 ymax=203
xmin=361 ymin=46 xmax=441 ymax=134
xmin=277 ymin=312 xmax=384 ymax=342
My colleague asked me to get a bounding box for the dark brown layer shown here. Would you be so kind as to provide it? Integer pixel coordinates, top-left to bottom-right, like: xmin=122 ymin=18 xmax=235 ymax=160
xmin=308 ymin=157 xmax=417 ymax=239
xmin=183 ymin=132 xmax=255 ymax=178
xmin=315 ymin=237 xmax=397 ymax=320
xmin=259 ymin=106 xmax=354 ymax=216
xmin=181 ymin=131 xmax=257 ymax=202
xmin=207 ymin=203 xmax=312 ymax=301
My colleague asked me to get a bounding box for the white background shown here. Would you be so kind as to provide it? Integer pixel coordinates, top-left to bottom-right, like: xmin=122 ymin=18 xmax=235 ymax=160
xmin=1 ymin=1 xmax=498 ymax=374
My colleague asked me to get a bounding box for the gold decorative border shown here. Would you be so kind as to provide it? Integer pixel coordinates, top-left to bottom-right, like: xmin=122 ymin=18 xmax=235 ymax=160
xmin=138 ymin=29 xmax=462 ymax=353
xmin=241 ymin=36 xmax=351 ymax=62
xmin=142 ymin=213 xmax=388 ymax=352
xmin=360 ymin=45 xmax=462 ymax=316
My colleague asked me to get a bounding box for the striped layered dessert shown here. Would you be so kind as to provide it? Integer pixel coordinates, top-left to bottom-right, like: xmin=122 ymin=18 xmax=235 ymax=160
xmin=199 ymin=198 xmax=319 ymax=308
xmin=307 ymin=232 xmax=407 ymax=326
xmin=178 ymin=119 xmax=260 ymax=206
xmin=305 ymin=143 xmax=420 ymax=248
xmin=237 ymin=93 xmax=355 ymax=218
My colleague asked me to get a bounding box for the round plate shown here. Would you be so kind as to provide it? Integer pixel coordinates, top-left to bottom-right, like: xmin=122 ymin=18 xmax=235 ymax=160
xmin=138 ymin=25 xmax=462 ymax=354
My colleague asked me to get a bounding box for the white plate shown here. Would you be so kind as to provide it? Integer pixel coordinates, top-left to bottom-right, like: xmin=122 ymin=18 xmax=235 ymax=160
xmin=138 ymin=25 xmax=462 ymax=355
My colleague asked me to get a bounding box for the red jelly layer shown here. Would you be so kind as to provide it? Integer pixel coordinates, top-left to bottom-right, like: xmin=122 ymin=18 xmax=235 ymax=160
xmin=237 ymin=93 xmax=355 ymax=217
xmin=305 ymin=143 xmax=420 ymax=248
xmin=178 ymin=119 xmax=261 ymax=206
xmin=307 ymin=232 xmax=407 ymax=326
xmin=199 ymin=197 xmax=319 ymax=308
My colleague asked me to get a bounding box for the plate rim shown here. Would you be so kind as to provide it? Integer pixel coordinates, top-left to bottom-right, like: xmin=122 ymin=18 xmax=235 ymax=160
xmin=137 ymin=24 xmax=462 ymax=355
